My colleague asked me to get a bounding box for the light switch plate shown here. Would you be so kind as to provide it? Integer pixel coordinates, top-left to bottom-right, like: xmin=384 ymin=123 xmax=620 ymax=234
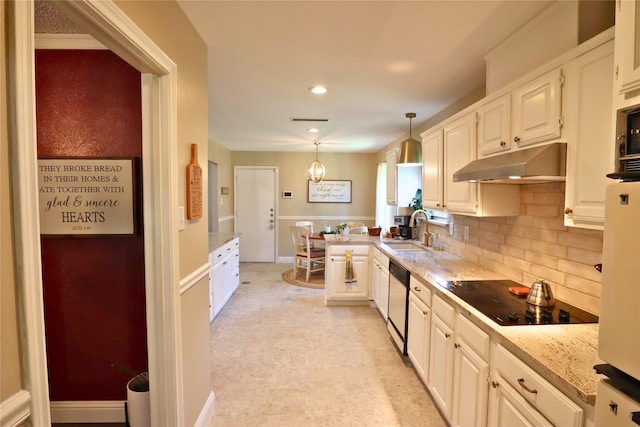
xmin=463 ymin=225 xmax=470 ymax=241
xmin=178 ymin=206 xmax=185 ymax=231
xmin=449 ymin=222 xmax=454 ymax=236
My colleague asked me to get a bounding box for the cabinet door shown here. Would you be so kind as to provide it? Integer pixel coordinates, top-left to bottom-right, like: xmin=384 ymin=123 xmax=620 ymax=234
xmin=487 ymin=376 xmax=553 ymax=427
xmin=451 ymin=341 xmax=490 ymax=427
xmin=512 ymin=68 xmax=563 ymax=147
xmin=444 ymin=113 xmax=478 ymax=214
xmin=422 ymin=129 xmax=444 ymax=210
xmin=564 ymin=41 xmax=615 ymax=230
xmin=615 ymin=0 xmax=640 ymax=93
xmin=478 ymin=95 xmax=511 ymax=157
xmin=379 ymin=267 xmax=389 ymax=320
xmin=326 ymin=255 xmax=369 ymax=299
xmin=386 ymin=148 xmax=398 ymax=205
xmin=371 ymin=257 xmax=380 ymax=308
xmin=212 ymin=260 xmax=225 ymax=317
xmin=408 ymin=291 xmax=431 ymax=383
xmin=428 ymin=313 xmax=455 ymax=419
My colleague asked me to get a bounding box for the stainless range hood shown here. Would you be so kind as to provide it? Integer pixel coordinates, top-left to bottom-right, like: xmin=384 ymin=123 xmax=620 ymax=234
xmin=453 ymin=142 xmax=567 ymax=183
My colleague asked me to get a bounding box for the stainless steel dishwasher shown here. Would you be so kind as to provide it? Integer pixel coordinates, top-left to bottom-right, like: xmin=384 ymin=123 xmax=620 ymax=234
xmin=387 ymin=260 xmax=410 ymax=356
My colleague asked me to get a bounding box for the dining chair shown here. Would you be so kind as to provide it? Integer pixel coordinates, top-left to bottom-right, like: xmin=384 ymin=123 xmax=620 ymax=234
xmin=349 ymin=226 xmax=368 ymax=235
xmin=295 ymin=221 xmax=318 ymax=248
xmin=291 ymin=226 xmax=325 ymax=282
xmin=295 ymin=221 xmax=315 ymax=233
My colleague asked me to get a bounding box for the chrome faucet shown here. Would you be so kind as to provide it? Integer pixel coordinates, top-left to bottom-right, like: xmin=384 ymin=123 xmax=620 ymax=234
xmin=409 ymin=209 xmax=431 ymax=246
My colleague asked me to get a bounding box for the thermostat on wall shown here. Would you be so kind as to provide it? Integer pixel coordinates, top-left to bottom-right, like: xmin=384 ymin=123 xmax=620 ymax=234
xmin=282 ymin=191 xmax=293 ymax=199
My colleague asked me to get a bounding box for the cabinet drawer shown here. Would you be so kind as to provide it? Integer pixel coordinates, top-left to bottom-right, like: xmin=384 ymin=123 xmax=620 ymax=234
xmin=432 ymin=294 xmax=455 ymax=328
xmin=329 ymin=244 xmax=370 ymax=256
xmin=211 ymin=247 xmax=226 ymax=264
xmin=455 ymin=313 xmax=489 ymax=361
xmin=410 ymin=276 xmax=431 ymax=307
xmin=494 ymin=345 xmax=583 ymax=427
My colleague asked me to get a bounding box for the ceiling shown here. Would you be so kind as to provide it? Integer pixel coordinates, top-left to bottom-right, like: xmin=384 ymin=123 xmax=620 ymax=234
xmin=177 ymin=0 xmax=554 ymax=153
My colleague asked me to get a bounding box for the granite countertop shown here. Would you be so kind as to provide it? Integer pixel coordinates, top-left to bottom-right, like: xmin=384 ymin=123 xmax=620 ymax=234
xmin=208 ymin=232 xmax=241 ymax=252
xmin=325 ymin=236 xmax=600 ymax=406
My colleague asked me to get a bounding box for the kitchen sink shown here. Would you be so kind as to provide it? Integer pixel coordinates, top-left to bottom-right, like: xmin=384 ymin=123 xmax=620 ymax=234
xmin=384 ymin=242 xmax=425 ymax=251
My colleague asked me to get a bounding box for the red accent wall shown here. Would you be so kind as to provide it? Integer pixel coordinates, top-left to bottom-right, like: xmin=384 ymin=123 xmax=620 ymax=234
xmin=36 ymin=50 xmax=147 ymax=400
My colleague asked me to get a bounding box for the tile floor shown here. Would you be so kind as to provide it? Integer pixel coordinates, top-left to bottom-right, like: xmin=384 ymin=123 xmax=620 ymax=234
xmin=209 ymin=263 xmax=447 ymax=427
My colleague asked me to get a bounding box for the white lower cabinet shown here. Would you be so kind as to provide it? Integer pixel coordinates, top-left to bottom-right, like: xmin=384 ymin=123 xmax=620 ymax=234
xmin=325 ymin=244 xmax=370 ymax=303
xmin=407 ymin=277 xmax=432 ymax=384
xmin=427 ymin=295 xmax=491 ymax=427
xmin=370 ymin=247 xmax=389 ymax=318
xmin=209 ymin=237 xmax=240 ymax=322
xmin=428 ymin=295 xmax=456 ymax=419
xmin=488 ymin=344 xmax=583 ymax=427
xmin=451 ymin=314 xmax=490 ymax=427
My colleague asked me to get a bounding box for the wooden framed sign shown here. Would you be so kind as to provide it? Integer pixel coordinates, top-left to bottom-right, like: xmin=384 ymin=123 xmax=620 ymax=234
xmin=308 ymin=180 xmax=352 ymax=203
xmin=186 ymin=144 xmax=203 ymax=220
xmin=38 ymin=158 xmax=136 ymax=236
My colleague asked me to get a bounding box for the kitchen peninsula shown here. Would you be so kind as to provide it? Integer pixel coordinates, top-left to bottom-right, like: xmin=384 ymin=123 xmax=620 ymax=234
xmin=324 ymin=234 xmax=599 ymax=426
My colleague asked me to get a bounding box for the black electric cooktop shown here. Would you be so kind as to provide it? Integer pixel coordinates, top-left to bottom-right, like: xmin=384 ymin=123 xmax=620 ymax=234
xmin=442 ymin=279 xmax=599 ymax=326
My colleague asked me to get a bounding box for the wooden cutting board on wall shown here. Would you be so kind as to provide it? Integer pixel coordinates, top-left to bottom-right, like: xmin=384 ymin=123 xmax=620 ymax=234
xmin=186 ymin=143 xmax=203 ymax=220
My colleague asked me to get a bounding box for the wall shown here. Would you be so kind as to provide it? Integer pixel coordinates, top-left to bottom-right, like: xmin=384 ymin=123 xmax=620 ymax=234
xmin=232 ymin=151 xmax=377 ymax=258
xmin=36 ymin=49 xmax=147 ymax=400
xmin=113 ymin=2 xmax=212 ymax=425
xmin=208 ymin=139 xmax=234 ymax=233
xmin=434 ymin=183 xmax=602 ymax=315
xmin=0 ymin=1 xmax=24 ymax=403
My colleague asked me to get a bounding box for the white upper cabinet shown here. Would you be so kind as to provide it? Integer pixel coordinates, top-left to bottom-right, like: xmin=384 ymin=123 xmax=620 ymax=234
xmin=564 ymin=40 xmax=615 ymax=230
xmin=386 ymin=148 xmax=398 ymax=205
xmin=512 ymin=68 xmax=564 ymax=147
xmin=421 ymin=128 xmax=444 ymax=210
xmin=443 ymin=113 xmax=478 ymax=215
xmin=478 ymin=95 xmax=511 ymax=157
xmin=615 ymin=0 xmax=640 ymax=94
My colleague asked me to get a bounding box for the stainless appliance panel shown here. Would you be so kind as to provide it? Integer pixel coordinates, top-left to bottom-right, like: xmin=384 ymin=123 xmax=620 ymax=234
xmin=387 ymin=261 xmax=409 ymax=356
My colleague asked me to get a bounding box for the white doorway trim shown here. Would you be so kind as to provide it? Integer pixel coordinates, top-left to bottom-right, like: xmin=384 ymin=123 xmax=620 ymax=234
xmin=8 ymin=1 xmax=183 ymax=425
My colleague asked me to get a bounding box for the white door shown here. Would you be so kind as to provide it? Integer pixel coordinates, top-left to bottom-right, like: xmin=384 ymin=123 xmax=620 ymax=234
xmin=235 ymin=167 xmax=277 ymax=262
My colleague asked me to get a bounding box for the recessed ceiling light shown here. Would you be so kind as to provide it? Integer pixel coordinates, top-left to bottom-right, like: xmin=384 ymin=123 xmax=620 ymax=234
xmin=308 ymin=128 xmax=320 ymax=133
xmin=310 ymin=86 xmax=327 ymax=94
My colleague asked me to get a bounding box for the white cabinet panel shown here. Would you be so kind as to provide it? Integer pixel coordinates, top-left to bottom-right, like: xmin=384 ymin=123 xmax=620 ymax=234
xmin=209 ymin=238 xmax=240 ymax=322
xmin=326 ymin=245 xmax=370 ymax=302
xmin=615 ymin=0 xmax=640 ymax=94
xmin=444 ymin=113 xmax=478 ymax=215
xmin=564 ymin=40 xmax=615 ymax=230
xmin=478 ymin=95 xmax=511 ymax=157
xmin=512 ymin=68 xmax=563 ymax=147
xmin=408 ymin=290 xmax=431 ymax=384
xmin=488 ymin=376 xmax=554 ymax=427
xmin=429 ymin=312 xmax=455 ymax=419
xmin=422 ymin=129 xmax=444 ymax=210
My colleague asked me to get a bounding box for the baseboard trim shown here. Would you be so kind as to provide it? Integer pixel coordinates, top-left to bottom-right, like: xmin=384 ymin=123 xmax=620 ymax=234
xmin=50 ymin=400 xmax=125 ymax=423
xmin=194 ymin=391 xmax=216 ymax=427
xmin=0 ymin=390 xmax=31 ymax=426
xmin=277 ymin=256 xmax=294 ymax=264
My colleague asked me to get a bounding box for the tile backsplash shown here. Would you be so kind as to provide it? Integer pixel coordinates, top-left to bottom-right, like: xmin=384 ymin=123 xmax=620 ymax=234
xmin=433 ymin=182 xmax=603 ymax=315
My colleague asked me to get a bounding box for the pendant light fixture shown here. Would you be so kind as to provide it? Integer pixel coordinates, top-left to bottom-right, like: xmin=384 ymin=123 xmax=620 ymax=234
xmin=308 ymin=141 xmax=326 ymax=183
xmin=398 ymin=112 xmax=422 ymax=165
